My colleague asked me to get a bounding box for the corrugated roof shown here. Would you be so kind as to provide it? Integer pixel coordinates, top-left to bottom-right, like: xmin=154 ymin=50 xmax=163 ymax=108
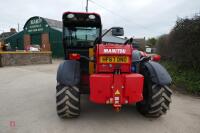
xmin=43 ymin=18 xmax=62 ymax=29
xmin=51 ymin=27 xmax=62 ymax=32
xmin=133 ymin=38 xmax=145 ymax=44
xmin=102 ymin=35 xmax=126 ymax=44
xmin=0 ymin=32 xmax=17 ymax=40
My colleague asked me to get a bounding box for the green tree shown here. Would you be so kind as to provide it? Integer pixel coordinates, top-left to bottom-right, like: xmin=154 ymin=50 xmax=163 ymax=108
xmin=156 ymin=13 xmax=200 ymax=71
xmin=147 ymin=37 xmax=157 ymax=47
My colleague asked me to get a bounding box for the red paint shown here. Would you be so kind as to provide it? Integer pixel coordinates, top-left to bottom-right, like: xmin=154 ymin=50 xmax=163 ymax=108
xmin=62 ymin=11 xmax=145 ymax=110
xmin=152 ymin=54 xmax=161 ymax=61
xmin=112 ymin=74 xmax=123 ymax=108
xmin=90 ymin=43 xmax=144 ymax=108
xmin=124 ymin=74 xmax=144 ymax=102
xmin=95 ymin=44 xmax=133 ymax=73
xmin=69 ymin=53 xmax=80 ymax=60
xmin=90 ymin=74 xmax=113 ymax=103
xmin=90 ymin=74 xmax=144 ymax=106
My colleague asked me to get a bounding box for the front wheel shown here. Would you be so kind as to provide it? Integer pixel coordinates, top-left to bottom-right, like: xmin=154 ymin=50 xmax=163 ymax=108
xmin=56 ymin=83 xmax=80 ymax=118
xmin=136 ymin=68 xmax=172 ymax=117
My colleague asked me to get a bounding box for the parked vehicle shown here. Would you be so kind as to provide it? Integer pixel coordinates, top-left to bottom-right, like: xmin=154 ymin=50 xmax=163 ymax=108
xmin=56 ymin=12 xmax=172 ymax=118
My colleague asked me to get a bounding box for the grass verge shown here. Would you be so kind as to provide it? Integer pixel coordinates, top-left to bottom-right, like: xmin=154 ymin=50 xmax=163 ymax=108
xmin=161 ymin=61 xmax=200 ymax=95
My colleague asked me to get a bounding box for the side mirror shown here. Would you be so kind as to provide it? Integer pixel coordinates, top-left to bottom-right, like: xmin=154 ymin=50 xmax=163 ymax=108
xmin=112 ymin=27 xmax=124 ymax=36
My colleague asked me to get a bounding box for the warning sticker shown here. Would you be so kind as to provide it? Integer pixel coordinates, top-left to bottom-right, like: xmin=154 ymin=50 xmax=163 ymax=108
xmin=115 ymin=90 xmax=120 ymax=95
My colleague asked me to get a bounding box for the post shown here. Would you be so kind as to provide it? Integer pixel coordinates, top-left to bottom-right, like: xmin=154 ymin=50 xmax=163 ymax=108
xmin=17 ymin=23 xmax=20 ymax=32
xmin=86 ymin=0 xmax=88 ymax=12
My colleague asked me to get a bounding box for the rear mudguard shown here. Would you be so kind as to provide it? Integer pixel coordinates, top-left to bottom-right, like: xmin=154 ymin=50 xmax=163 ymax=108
xmin=142 ymin=61 xmax=172 ymax=85
xmin=57 ymin=60 xmax=80 ymax=86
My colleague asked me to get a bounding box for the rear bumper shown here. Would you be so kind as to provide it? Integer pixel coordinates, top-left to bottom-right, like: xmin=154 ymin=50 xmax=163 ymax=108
xmin=90 ymin=73 xmax=144 ymax=105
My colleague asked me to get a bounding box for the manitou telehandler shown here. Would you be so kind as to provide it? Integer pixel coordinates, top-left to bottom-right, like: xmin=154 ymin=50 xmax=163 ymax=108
xmin=56 ymin=12 xmax=172 ymax=118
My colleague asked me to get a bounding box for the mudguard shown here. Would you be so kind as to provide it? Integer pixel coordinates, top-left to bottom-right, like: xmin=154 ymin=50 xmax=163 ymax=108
xmin=143 ymin=61 xmax=172 ymax=85
xmin=57 ymin=60 xmax=80 ymax=86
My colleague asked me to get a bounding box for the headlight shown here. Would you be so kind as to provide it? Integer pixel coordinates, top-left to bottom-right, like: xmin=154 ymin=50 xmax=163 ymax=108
xmin=88 ymin=15 xmax=96 ymax=20
xmin=67 ymin=14 xmax=75 ymax=19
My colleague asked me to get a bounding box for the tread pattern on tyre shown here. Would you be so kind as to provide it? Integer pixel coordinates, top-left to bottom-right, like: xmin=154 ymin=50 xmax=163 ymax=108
xmin=147 ymin=85 xmax=172 ymax=117
xmin=56 ymin=83 xmax=80 ymax=118
xmin=136 ymin=67 xmax=172 ymax=118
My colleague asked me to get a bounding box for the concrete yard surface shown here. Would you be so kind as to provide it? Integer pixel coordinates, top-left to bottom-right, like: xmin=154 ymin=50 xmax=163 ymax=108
xmin=0 ymin=60 xmax=200 ymax=133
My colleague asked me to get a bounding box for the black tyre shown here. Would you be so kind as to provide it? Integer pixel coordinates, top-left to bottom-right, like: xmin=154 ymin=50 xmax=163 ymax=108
xmin=56 ymin=83 xmax=80 ymax=118
xmin=136 ymin=68 xmax=172 ymax=118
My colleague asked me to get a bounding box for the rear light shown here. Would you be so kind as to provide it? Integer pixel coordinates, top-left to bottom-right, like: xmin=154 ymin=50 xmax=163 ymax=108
xmin=69 ymin=53 xmax=80 ymax=60
xmin=151 ymin=54 xmax=161 ymax=61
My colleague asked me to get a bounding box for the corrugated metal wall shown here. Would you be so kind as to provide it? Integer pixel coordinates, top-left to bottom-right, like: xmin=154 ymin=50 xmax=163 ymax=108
xmin=4 ymin=16 xmax=65 ymax=58
xmin=5 ymin=28 xmax=64 ymax=58
xmin=5 ymin=31 xmax=24 ymax=50
xmin=49 ymin=28 xmax=64 ymax=58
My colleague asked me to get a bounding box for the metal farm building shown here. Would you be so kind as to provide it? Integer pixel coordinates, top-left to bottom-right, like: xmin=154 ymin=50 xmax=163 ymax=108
xmin=5 ymin=16 xmax=64 ymax=57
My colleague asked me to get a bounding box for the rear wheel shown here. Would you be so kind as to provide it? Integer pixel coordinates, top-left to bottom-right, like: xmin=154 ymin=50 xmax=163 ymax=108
xmin=56 ymin=83 xmax=80 ymax=118
xmin=136 ymin=68 xmax=172 ymax=117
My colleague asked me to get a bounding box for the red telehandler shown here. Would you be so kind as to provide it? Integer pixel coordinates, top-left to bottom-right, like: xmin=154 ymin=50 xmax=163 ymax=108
xmin=56 ymin=12 xmax=172 ymax=118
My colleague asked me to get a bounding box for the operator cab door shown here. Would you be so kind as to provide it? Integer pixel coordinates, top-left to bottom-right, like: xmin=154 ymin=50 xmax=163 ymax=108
xmin=62 ymin=12 xmax=102 ymax=87
xmin=64 ymin=26 xmax=100 ymax=74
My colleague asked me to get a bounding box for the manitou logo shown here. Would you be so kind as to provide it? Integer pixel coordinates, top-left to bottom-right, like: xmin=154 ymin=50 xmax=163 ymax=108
xmin=104 ymin=49 xmax=126 ymax=54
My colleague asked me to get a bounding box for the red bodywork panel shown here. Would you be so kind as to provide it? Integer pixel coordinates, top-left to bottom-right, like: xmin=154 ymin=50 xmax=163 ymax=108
xmin=90 ymin=43 xmax=144 ymax=108
xmin=90 ymin=74 xmax=144 ymax=104
xmin=96 ymin=44 xmax=133 ymax=73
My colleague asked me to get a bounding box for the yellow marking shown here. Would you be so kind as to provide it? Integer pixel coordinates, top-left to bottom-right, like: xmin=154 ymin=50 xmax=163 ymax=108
xmin=0 ymin=51 xmax=52 ymax=54
xmin=100 ymin=56 xmax=129 ymax=63
xmin=115 ymin=90 xmax=120 ymax=95
xmin=89 ymin=48 xmax=94 ymax=74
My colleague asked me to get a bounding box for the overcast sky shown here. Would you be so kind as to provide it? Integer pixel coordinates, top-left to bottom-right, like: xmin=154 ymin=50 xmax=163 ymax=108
xmin=0 ymin=0 xmax=200 ymax=38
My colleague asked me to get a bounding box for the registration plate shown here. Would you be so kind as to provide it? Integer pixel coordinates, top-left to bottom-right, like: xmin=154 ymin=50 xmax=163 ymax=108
xmin=100 ymin=56 xmax=129 ymax=63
